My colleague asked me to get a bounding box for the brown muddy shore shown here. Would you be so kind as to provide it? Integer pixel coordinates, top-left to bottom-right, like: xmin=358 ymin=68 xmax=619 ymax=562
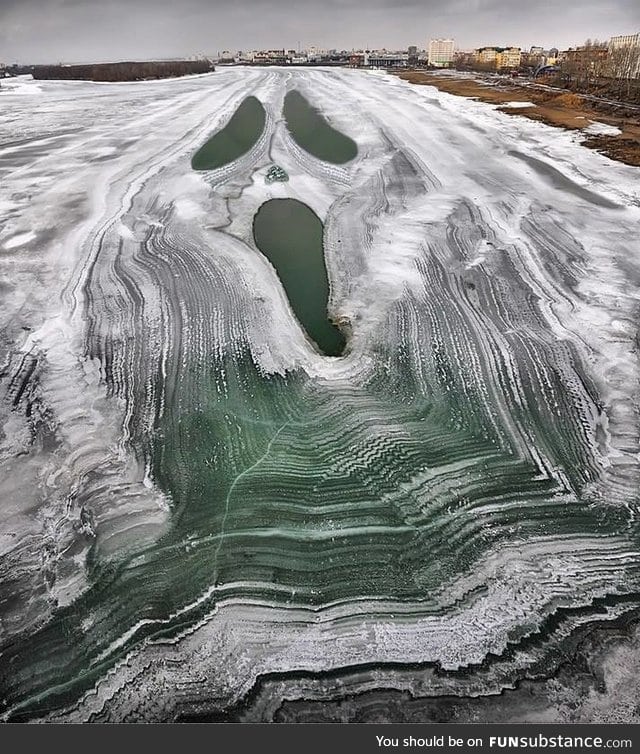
xmin=396 ymin=71 xmax=640 ymax=168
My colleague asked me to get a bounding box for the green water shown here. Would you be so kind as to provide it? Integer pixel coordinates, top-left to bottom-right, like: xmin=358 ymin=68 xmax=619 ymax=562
xmin=191 ymin=96 xmax=266 ymax=170
xmin=283 ymin=90 xmax=357 ymax=164
xmin=4 ymin=336 xmax=628 ymax=718
xmin=7 ymin=79 xmax=639 ymax=724
xmin=253 ymin=198 xmax=346 ymax=357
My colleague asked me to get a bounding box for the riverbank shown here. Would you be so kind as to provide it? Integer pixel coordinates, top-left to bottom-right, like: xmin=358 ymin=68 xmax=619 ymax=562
xmin=396 ymin=71 xmax=640 ymax=168
xmin=30 ymin=60 xmax=214 ymax=82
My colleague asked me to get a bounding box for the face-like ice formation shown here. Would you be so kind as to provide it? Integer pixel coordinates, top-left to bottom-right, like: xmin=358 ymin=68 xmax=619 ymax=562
xmin=0 ymin=68 xmax=639 ymax=722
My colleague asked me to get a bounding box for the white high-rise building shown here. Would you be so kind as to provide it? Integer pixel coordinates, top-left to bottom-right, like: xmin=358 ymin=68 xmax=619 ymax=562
xmin=609 ymin=33 xmax=640 ymax=49
xmin=428 ymin=38 xmax=455 ymax=67
xmin=608 ymin=33 xmax=640 ymax=79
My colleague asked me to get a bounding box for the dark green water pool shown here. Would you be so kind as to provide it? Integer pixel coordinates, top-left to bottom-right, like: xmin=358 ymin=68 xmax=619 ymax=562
xmin=253 ymin=198 xmax=346 ymax=356
xmin=283 ymin=90 xmax=357 ymax=164
xmin=191 ymin=96 xmax=266 ymax=170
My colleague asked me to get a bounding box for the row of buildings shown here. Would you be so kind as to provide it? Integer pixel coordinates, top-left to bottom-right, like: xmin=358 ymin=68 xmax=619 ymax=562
xmin=206 ymin=33 xmax=639 ymax=76
xmin=427 ymin=41 xmax=560 ymax=71
xmin=214 ymin=48 xmax=419 ymax=67
xmin=368 ymin=39 xmax=550 ymax=71
xmin=216 ymin=47 xmax=349 ymax=65
xmin=427 ymin=34 xmax=639 ymax=78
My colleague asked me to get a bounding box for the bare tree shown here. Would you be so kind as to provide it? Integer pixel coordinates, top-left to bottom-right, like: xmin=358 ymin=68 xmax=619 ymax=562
xmin=608 ymin=41 xmax=640 ymax=99
xmin=560 ymin=39 xmax=608 ymax=93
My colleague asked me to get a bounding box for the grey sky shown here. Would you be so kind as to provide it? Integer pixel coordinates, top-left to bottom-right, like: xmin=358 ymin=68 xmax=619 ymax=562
xmin=1 ymin=0 xmax=639 ymax=64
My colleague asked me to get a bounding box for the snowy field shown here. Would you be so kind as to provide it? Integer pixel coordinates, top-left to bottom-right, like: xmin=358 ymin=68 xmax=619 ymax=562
xmin=1 ymin=68 xmax=640 ymax=721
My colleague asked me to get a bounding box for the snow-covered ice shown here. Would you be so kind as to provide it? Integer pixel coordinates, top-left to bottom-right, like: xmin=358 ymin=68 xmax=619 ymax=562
xmin=1 ymin=68 xmax=639 ymax=722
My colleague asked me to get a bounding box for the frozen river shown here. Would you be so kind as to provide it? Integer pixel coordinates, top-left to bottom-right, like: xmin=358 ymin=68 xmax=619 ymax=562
xmin=1 ymin=68 xmax=640 ymax=721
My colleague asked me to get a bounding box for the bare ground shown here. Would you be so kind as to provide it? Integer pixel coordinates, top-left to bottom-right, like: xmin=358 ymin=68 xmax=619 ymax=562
xmin=396 ymin=71 xmax=640 ymax=168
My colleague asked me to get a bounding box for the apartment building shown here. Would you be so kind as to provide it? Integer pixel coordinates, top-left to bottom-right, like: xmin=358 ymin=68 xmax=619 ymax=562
xmin=608 ymin=33 xmax=640 ymax=78
xmin=474 ymin=46 xmax=498 ymax=65
xmin=428 ymin=38 xmax=455 ymax=67
xmin=473 ymin=46 xmax=521 ymax=70
xmin=609 ymin=33 xmax=640 ymax=49
xmin=496 ymin=47 xmax=522 ymax=69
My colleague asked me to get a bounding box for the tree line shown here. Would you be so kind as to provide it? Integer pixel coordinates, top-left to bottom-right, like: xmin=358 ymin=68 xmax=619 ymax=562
xmin=555 ymin=39 xmax=640 ymax=100
xmin=32 ymin=60 xmax=214 ymax=82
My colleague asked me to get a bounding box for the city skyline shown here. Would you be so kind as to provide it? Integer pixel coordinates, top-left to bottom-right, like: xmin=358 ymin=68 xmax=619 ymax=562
xmin=1 ymin=0 xmax=638 ymax=64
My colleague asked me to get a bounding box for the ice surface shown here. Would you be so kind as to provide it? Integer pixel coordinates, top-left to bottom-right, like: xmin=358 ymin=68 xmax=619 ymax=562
xmin=0 ymin=68 xmax=639 ymax=722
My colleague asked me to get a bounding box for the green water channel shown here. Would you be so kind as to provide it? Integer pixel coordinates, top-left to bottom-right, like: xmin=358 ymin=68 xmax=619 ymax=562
xmin=283 ymin=90 xmax=357 ymax=164
xmin=191 ymin=96 xmax=266 ymax=170
xmin=253 ymin=199 xmax=346 ymax=356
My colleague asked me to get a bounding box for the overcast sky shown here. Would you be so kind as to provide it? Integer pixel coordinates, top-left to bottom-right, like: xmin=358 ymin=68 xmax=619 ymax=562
xmin=1 ymin=0 xmax=639 ymax=64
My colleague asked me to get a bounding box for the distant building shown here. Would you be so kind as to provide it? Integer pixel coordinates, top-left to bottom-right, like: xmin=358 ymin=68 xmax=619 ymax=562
xmin=609 ymin=33 xmax=640 ymax=49
xmin=428 ymin=38 xmax=455 ymax=67
xmin=564 ymin=45 xmax=608 ymax=66
xmin=563 ymin=44 xmax=609 ymax=78
xmin=546 ymin=47 xmax=559 ymax=65
xmin=473 ymin=46 xmax=520 ymax=70
xmin=368 ymin=52 xmax=409 ymax=69
xmin=252 ymin=49 xmax=289 ymax=65
xmin=474 ymin=47 xmax=498 ymax=66
xmin=306 ymin=46 xmax=324 ymax=62
xmin=453 ymin=50 xmax=475 ymax=68
xmin=524 ymin=46 xmax=545 ymax=66
xmin=496 ymin=47 xmax=522 ymax=70
xmin=608 ymin=33 xmax=640 ymax=79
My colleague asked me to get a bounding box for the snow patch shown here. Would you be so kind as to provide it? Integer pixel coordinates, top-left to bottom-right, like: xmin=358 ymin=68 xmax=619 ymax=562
xmin=584 ymin=122 xmax=622 ymax=136
xmin=3 ymin=231 xmax=36 ymax=249
xmin=500 ymin=101 xmax=536 ymax=109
